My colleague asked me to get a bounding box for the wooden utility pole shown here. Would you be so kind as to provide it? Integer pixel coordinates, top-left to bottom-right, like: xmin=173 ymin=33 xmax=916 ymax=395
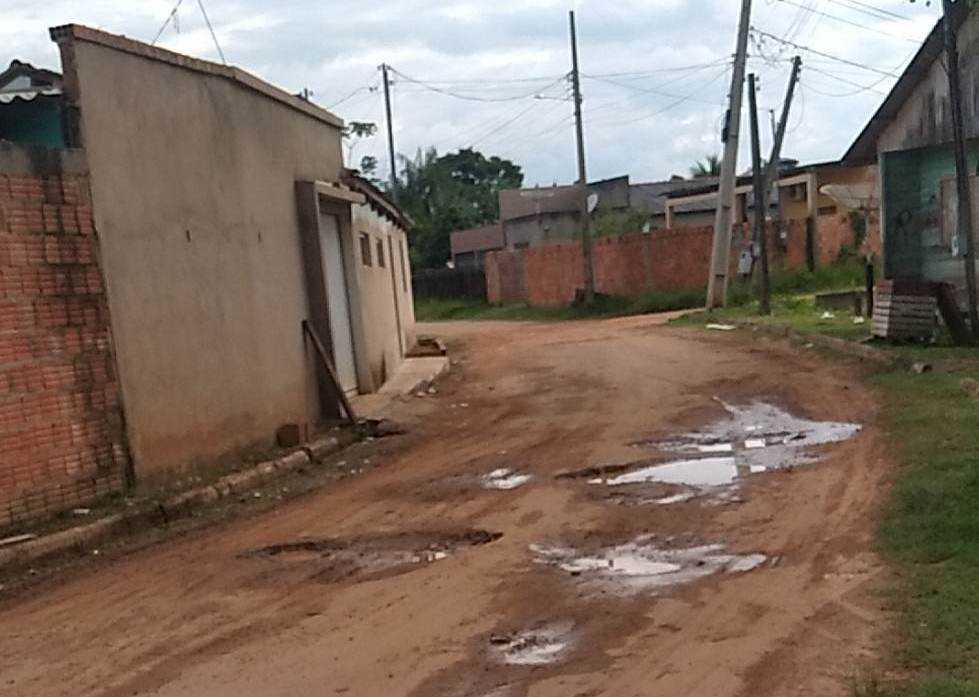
xmin=380 ymin=63 xmax=398 ymax=198
xmin=569 ymin=10 xmax=596 ymax=303
xmin=748 ymin=74 xmax=771 ymax=315
xmin=706 ymin=0 xmax=753 ymax=310
xmin=941 ymin=0 xmax=978 ymax=340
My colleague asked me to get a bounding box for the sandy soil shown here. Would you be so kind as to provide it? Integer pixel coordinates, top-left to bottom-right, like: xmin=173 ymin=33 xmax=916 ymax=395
xmin=0 ymin=316 xmax=892 ymax=697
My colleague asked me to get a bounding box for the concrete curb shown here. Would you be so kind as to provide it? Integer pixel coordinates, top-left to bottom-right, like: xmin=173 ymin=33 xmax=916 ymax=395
xmin=730 ymin=320 xmax=911 ymax=369
xmin=0 ymin=430 xmax=357 ymax=572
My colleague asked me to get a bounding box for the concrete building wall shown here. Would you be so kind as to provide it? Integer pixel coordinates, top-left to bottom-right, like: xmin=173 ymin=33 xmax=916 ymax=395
xmin=878 ymin=11 xmax=979 ymax=154
xmin=0 ymin=145 xmax=129 ymax=527
xmin=59 ymin=31 xmax=344 ymax=477
xmin=348 ymin=202 xmax=415 ymax=391
xmin=503 ymin=211 xmax=580 ymax=248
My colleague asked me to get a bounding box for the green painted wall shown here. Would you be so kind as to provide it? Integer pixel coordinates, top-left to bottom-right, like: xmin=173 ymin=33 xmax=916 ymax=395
xmin=0 ymin=98 xmax=64 ymax=148
xmin=881 ymin=141 xmax=979 ymax=282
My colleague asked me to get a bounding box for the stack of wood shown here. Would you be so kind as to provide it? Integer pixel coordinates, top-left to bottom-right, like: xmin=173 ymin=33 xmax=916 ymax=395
xmin=872 ymin=279 xmax=938 ymax=340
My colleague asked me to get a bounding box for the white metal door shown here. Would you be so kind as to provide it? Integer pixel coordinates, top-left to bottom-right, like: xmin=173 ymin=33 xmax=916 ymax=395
xmin=318 ymin=213 xmax=358 ymax=393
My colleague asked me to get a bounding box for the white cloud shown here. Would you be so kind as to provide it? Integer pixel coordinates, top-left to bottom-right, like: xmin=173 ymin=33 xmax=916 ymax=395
xmin=0 ymin=0 xmax=943 ymax=185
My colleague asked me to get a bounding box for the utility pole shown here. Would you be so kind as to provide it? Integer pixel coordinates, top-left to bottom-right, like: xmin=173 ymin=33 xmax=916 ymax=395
xmin=748 ymin=74 xmax=771 ymax=315
xmin=764 ymin=57 xmax=801 ymax=193
xmin=706 ymin=0 xmax=752 ymax=310
xmin=380 ymin=63 xmax=398 ymax=199
xmin=941 ymin=0 xmax=978 ymax=340
xmin=752 ymin=56 xmax=802 ymax=289
xmin=569 ymin=10 xmax=596 ymax=303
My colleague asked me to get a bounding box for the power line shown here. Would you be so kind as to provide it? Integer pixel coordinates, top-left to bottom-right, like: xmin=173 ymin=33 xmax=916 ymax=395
xmin=750 ymin=27 xmax=900 ymax=77
xmin=151 ymin=0 xmax=226 ymax=64
xmin=825 ymin=0 xmax=910 ymax=22
xmin=774 ymin=0 xmax=923 ymax=43
xmin=196 ymin=0 xmax=226 ymax=64
xmin=587 ymin=65 xmax=731 ymax=128
xmin=328 ymin=84 xmax=378 ymax=110
xmin=585 ymin=60 xmax=731 ymax=79
xmin=468 ymin=101 xmax=541 ymax=148
xmin=582 ymin=72 xmax=728 ymax=106
xmin=803 ymin=64 xmax=892 ymax=96
xmin=389 ymin=68 xmax=568 ymax=102
xmin=152 ymin=0 xmax=186 ymax=45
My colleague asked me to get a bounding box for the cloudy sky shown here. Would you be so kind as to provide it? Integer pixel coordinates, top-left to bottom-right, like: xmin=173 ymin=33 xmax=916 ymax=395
xmin=3 ymin=0 xmax=940 ymax=186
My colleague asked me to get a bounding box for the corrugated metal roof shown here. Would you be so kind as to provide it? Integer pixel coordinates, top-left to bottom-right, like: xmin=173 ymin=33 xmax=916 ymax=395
xmin=0 ymin=87 xmax=61 ymax=104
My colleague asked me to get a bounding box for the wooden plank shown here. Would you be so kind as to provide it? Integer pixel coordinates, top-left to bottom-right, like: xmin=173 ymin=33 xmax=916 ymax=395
xmin=936 ymin=282 xmax=973 ymax=344
xmin=302 ymin=320 xmax=357 ymax=423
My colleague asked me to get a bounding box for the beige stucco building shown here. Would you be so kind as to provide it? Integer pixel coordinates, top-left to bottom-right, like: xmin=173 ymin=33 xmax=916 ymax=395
xmin=0 ymin=24 xmax=415 ymax=526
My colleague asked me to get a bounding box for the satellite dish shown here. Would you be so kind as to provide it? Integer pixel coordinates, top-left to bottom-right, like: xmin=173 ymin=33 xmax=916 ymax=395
xmin=587 ymin=193 xmax=599 ymax=214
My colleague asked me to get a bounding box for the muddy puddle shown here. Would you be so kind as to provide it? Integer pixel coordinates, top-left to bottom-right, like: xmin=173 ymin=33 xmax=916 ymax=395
xmin=481 ymin=468 xmax=533 ymax=490
xmin=563 ymin=401 xmax=860 ymax=505
xmin=489 ymin=622 xmax=574 ymax=666
xmin=531 ymin=536 xmax=766 ymax=594
xmin=241 ymin=529 xmax=501 ymax=584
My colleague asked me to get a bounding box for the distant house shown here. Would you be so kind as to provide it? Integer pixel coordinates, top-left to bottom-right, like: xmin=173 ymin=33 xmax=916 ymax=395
xmin=450 ymin=223 xmax=504 ymax=268
xmin=0 ymin=25 xmax=415 ymax=528
xmin=842 ymin=2 xmax=977 ymax=305
xmin=0 ymin=60 xmax=64 ymax=147
xmin=663 ymin=159 xmax=878 ymax=266
xmin=631 ymin=176 xmax=721 ymax=228
xmin=498 ymin=175 xmax=632 ymax=248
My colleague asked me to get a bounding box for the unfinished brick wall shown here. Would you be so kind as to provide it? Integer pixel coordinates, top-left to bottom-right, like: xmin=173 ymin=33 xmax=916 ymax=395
xmin=486 ymin=220 xmax=814 ymax=308
xmin=0 ymin=173 xmax=129 ymax=529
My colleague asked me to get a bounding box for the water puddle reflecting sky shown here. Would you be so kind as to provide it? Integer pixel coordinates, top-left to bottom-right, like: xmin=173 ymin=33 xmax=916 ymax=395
xmin=588 ymin=401 xmax=861 ymax=504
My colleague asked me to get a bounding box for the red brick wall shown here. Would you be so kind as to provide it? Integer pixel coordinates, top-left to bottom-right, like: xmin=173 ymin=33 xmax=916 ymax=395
xmin=485 ymin=249 xmax=527 ymax=304
xmin=0 ymin=173 xmax=129 ymax=529
xmin=486 ymin=220 xmax=815 ymax=308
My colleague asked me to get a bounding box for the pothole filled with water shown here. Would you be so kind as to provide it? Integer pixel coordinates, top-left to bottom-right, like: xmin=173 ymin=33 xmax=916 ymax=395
xmin=489 ymin=622 xmax=574 ymax=666
xmin=531 ymin=536 xmax=766 ymax=594
xmin=481 ymin=468 xmax=533 ymax=490
xmin=561 ymin=400 xmax=860 ymax=505
xmin=241 ymin=529 xmax=502 ymax=584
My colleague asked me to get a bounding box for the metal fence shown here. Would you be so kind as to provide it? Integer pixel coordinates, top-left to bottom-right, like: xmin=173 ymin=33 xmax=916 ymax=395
xmin=412 ymin=267 xmax=487 ymax=300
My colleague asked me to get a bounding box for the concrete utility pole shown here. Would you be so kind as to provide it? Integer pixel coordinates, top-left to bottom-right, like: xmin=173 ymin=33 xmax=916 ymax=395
xmin=747 ymin=74 xmax=771 ymax=315
xmin=706 ymin=0 xmax=753 ymax=310
xmin=764 ymin=56 xmax=801 ymax=195
xmin=380 ymin=63 xmax=398 ymax=198
xmin=941 ymin=0 xmax=979 ymax=340
xmin=569 ymin=10 xmax=596 ymax=303
xmin=753 ymin=56 xmax=802 ymax=300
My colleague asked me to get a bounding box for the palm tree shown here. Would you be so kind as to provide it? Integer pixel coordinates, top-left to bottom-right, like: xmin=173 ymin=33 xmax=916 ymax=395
xmin=690 ymin=154 xmax=721 ymax=179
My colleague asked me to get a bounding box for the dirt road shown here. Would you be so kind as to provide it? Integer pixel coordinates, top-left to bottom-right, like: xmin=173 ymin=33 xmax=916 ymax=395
xmin=0 ymin=316 xmax=891 ymax=697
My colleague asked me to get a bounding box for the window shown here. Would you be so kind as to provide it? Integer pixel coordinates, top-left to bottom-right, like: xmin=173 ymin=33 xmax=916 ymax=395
xmin=359 ymin=233 xmax=372 ymax=266
xmin=376 ymin=238 xmax=386 ymax=267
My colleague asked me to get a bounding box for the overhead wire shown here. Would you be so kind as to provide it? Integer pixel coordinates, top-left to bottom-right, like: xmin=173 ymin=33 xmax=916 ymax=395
xmin=803 ymin=64 xmax=892 ymax=96
xmin=196 ymin=0 xmax=226 ymax=64
xmin=825 ymin=0 xmax=910 ymax=22
xmin=773 ymin=0 xmax=923 ymax=43
xmin=389 ymin=68 xmax=569 ymax=102
xmin=749 ymin=27 xmax=900 ymax=77
xmin=328 ymin=84 xmax=378 ymax=110
xmin=152 ymin=0 xmax=186 ymax=45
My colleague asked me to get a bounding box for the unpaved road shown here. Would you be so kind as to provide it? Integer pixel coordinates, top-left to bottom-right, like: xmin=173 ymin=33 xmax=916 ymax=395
xmin=0 ymin=316 xmax=890 ymax=697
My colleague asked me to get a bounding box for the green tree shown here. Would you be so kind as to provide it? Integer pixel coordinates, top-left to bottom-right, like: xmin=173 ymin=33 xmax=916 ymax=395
xmin=394 ymin=147 xmax=523 ymax=268
xmin=690 ymin=154 xmax=721 ymax=178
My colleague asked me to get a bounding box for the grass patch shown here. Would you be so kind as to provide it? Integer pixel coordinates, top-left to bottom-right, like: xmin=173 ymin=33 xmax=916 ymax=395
xmin=414 ymin=288 xmax=706 ymax=322
xmin=869 ymin=369 xmax=979 ymax=695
